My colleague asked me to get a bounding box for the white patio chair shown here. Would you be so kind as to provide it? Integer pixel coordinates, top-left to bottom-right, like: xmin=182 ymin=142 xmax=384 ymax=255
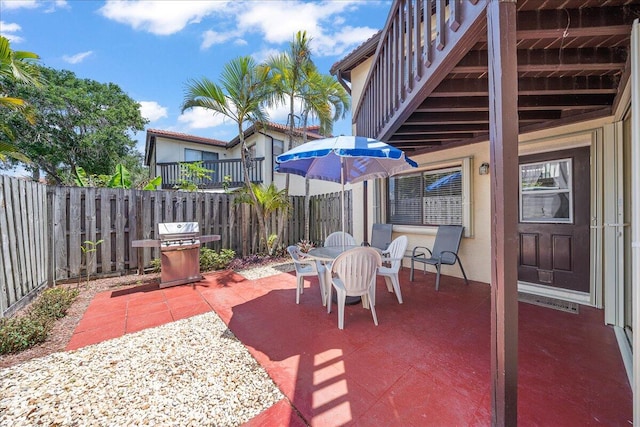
xmin=327 ymin=247 xmax=382 ymax=329
xmin=324 ymin=231 xmax=356 ymax=247
xmin=376 ymin=235 xmax=408 ymax=304
xmin=287 ymin=245 xmax=326 ymax=304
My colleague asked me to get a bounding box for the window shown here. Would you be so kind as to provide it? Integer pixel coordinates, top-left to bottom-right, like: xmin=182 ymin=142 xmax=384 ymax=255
xmin=519 ymin=158 xmax=572 ymax=223
xmin=184 ymin=148 xmax=218 ymax=162
xmin=389 ymin=165 xmax=464 ymax=226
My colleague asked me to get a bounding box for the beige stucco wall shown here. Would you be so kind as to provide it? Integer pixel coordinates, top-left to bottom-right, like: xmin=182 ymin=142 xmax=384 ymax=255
xmin=358 ymin=116 xmax=618 ymax=285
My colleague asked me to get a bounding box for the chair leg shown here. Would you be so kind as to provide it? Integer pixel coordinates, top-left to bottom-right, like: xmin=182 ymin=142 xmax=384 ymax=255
xmin=367 ymin=288 xmax=378 ymax=326
xmin=296 ymin=276 xmax=303 ymax=304
xmin=391 ymin=274 xmax=403 ymax=304
xmin=458 ymin=260 xmax=469 ymax=285
xmin=383 ymin=276 xmax=393 ymax=293
xmin=435 ymin=264 xmax=442 ymax=291
xmin=337 ymin=290 xmax=346 ymax=329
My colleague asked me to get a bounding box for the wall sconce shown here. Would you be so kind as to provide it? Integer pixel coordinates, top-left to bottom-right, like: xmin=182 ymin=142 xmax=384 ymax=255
xmin=479 ymin=162 xmax=490 ymax=175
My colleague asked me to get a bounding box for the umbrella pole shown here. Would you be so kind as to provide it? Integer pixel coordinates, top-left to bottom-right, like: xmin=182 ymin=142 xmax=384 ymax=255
xmin=341 ymin=157 xmax=345 ymax=251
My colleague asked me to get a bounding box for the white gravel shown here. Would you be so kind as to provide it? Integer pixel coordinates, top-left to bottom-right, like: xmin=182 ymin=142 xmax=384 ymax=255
xmin=0 ymin=310 xmax=283 ymax=426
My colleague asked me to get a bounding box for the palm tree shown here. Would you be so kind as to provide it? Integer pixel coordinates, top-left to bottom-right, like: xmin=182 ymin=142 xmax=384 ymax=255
xmin=182 ymin=56 xmax=272 ymax=253
xmin=266 ymin=31 xmax=316 ymax=197
xmin=0 ymin=36 xmax=41 ymax=162
xmin=298 ymin=70 xmax=350 ymax=240
xmin=234 ymin=183 xmax=290 ymax=255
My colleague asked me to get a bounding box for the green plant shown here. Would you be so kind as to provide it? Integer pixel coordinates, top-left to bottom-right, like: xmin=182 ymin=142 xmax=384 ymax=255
xmin=80 ymin=239 xmax=103 ymax=288
xmin=200 ymin=248 xmax=236 ymax=271
xmin=175 ymin=161 xmax=214 ymax=191
xmin=0 ymin=287 xmax=78 ymax=355
xmin=150 ymin=258 xmax=161 ymax=273
xmin=296 ymin=239 xmax=315 ymax=253
xmin=31 ymin=287 xmax=79 ymax=320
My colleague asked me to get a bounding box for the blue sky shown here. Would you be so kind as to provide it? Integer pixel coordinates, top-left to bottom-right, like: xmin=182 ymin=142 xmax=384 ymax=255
xmin=0 ymin=0 xmax=390 ymax=158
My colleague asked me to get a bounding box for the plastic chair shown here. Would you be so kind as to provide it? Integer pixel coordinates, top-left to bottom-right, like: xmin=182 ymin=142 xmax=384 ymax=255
xmin=365 ymin=223 xmax=393 ymax=251
xmin=327 ymin=247 xmax=382 ymax=329
xmin=287 ymin=245 xmax=326 ymax=304
xmin=324 ymin=231 xmax=356 ymax=247
xmin=410 ymin=225 xmax=468 ymax=291
xmin=376 ymin=235 xmax=408 ymax=304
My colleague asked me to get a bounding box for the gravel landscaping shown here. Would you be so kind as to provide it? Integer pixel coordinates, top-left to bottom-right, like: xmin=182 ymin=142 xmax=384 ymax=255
xmin=0 ymin=263 xmax=295 ymax=426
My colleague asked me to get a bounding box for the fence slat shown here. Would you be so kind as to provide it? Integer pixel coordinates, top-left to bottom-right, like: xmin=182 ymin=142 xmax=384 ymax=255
xmin=99 ymin=189 xmax=112 ymax=274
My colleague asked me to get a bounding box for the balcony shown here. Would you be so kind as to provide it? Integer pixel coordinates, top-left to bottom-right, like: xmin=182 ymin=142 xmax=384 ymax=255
xmin=157 ymin=157 xmax=265 ymax=190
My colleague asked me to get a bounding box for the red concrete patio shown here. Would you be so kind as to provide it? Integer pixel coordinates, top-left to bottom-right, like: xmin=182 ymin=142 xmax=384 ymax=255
xmin=67 ymin=267 xmax=632 ymax=426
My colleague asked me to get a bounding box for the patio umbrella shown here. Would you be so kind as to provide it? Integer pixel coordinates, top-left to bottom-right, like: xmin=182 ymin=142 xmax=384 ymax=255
xmin=275 ymin=135 xmax=418 ymax=245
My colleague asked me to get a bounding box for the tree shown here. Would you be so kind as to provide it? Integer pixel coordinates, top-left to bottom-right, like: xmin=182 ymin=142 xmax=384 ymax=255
xmin=234 ymin=183 xmax=290 ymax=255
xmin=1 ymin=66 xmax=147 ymax=184
xmin=182 ymin=56 xmax=273 ymax=253
xmin=265 ymin=31 xmax=316 ymax=197
xmin=298 ymin=70 xmax=350 ymax=240
xmin=0 ymin=36 xmax=41 ymax=162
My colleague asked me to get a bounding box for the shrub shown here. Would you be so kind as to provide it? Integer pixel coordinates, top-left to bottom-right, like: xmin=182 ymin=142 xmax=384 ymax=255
xmin=200 ymin=248 xmax=235 ymax=271
xmin=150 ymin=258 xmax=161 ymax=273
xmin=0 ymin=286 xmax=79 ymax=355
xmin=31 ymin=287 xmax=79 ymax=320
xmin=0 ymin=316 xmax=51 ymax=354
xmin=297 ymin=240 xmax=315 ymax=253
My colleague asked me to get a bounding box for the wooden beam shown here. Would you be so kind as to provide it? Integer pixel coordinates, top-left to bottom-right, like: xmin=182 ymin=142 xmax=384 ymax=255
xmin=487 ymin=1 xmax=519 ymax=425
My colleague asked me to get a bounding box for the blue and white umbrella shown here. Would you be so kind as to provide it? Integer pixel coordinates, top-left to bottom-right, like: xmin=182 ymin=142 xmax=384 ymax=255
xmin=275 ymin=135 xmax=418 ymax=242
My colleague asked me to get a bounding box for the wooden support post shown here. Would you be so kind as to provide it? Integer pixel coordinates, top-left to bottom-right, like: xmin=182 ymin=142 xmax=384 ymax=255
xmin=487 ymin=1 xmax=519 ymax=425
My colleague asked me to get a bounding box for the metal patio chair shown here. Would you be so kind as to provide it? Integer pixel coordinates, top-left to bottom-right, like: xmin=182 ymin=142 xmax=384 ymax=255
xmin=364 ymin=223 xmax=393 ymax=251
xmin=410 ymin=225 xmax=469 ymax=291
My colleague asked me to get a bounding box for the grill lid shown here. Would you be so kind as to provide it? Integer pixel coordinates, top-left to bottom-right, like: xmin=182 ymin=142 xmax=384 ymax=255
xmin=158 ymin=222 xmax=199 ymax=240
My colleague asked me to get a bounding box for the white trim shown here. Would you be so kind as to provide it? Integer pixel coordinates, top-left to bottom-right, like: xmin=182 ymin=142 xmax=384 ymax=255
xmin=614 ymin=326 xmax=633 ymax=388
xmin=518 ymin=281 xmax=591 ymax=305
xmin=629 ymin=18 xmax=639 ymax=427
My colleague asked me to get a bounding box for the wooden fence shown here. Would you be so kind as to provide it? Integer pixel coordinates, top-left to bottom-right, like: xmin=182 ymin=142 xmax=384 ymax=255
xmin=1 ymin=174 xmax=351 ymax=316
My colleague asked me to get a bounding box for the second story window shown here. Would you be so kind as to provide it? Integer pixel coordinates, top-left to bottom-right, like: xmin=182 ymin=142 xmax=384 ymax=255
xmin=185 ymin=148 xmax=218 ymax=162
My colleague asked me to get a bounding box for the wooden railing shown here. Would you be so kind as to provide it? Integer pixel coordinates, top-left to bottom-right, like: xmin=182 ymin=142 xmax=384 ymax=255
xmin=354 ymin=0 xmax=486 ymax=141
xmin=157 ymin=157 xmax=265 ymax=189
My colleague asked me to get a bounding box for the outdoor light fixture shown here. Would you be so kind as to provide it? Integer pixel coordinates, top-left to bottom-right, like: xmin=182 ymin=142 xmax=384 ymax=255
xmin=479 ymin=162 xmax=490 ymax=175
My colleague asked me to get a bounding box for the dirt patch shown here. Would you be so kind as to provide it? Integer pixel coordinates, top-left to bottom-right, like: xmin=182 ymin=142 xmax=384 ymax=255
xmin=0 ymin=274 xmax=160 ymax=369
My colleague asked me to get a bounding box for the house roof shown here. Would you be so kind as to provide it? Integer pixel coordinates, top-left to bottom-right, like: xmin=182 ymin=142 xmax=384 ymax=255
xmin=144 ymin=123 xmax=326 ymax=165
xmin=329 ymin=31 xmax=381 ymax=81
xmin=227 ymin=122 xmax=326 ymax=148
xmin=348 ymin=0 xmax=640 ymax=154
xmin=145 ymin=129 xmax=228 ymax=166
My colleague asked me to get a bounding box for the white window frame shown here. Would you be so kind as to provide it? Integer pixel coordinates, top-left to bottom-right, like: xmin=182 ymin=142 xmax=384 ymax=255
xmin=519 ymin=157 xmax=573 ymax=224
xmin=387 ymin=157 xmax=473 ymax=237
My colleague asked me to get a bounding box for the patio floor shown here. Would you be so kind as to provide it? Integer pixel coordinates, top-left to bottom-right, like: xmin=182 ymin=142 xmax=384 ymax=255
xmin=67 ymin=267 xmax=632 ymax=426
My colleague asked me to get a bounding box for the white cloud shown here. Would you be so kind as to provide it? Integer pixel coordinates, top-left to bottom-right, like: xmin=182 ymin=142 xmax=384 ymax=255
xmin=0 ymin=21 xmax=24 ymax=43
xmin=251 ymin=47 xmax=281 ymax=64
xmin=0 ymin=0 xmax=38 ymax=10
xmin=139 ymin=101 xmax=168 ymax=122
xmin=201 ymin=29 xmax=237 ymax=49
xmin=99 ymin=0 xmax=230 ymax=36
xmin=43 ymin=0 xmax=69 ymax=13
xmin=62 ymin=50 xmax=93 ymax=64
xmin=178 ymin=107 xmax=228 ymax=130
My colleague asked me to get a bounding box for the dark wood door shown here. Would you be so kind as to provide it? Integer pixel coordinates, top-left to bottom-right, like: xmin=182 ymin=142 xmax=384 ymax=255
xmin=518 ymin=147 xmax=590 ymax=293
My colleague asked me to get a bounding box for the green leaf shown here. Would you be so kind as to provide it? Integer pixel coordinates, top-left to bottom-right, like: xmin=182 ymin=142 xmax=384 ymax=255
xmin=74 ymin=166 xmax=88 ymax=187
xmin=143 ymin=176 xmax=162 ymax=190
xmin=107 ymin=163 xmax=132 ymax=188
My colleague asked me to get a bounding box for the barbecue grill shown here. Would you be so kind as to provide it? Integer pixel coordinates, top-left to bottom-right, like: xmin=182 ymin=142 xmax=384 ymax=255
xmin=132 ymin=222 xmax=220 ymax=288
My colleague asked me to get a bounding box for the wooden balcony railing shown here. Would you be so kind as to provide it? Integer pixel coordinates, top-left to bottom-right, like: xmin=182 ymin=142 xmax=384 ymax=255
xmin=354 ymin=0 xmax=486 ymax=141
xmin=157 ymin=158 xmax=265 ymax=190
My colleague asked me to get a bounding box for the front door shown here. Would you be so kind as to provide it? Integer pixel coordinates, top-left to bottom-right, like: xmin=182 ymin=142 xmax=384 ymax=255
xmin=518 ymin=147 xmax=591 ymax=293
